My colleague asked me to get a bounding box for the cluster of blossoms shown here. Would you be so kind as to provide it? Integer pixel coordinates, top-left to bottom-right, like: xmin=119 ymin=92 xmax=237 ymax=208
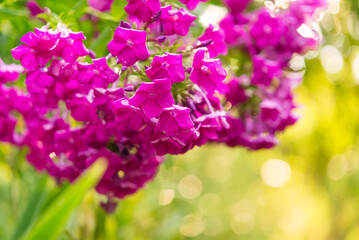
xmin=0 ymin=0 xmax=326 ymax=210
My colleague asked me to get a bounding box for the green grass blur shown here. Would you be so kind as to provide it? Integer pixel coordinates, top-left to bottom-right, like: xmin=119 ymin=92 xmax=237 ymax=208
xmin=1 ymin=0 xmax=359 ymax=239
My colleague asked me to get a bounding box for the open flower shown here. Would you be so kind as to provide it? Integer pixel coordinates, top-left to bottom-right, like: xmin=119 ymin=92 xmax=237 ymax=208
xmin=130 ymin=79 xmax=175 ymax=118
xmin=108 ymin=26 xmax=150 ymax=66
xmin=145 ymin=53 xmax=185 ymax=83
xmin=189 ymin=48 xmax=227 ymax=94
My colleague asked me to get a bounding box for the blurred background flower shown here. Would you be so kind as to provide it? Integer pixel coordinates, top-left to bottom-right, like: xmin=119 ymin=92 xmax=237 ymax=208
xmin=0 ymin=0 xmax=359 ymax=239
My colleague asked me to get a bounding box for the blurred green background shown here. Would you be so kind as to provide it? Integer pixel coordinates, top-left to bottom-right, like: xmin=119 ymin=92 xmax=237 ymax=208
xmin=1 ymin=0 xmax=359 ymax=239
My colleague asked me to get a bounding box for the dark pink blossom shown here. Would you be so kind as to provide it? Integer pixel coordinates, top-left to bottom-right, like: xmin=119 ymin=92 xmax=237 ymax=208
xmin=198 ymin=24 xmax=227 ymax=58
xmin=48 ymin=59 xmax=77 ymax=83
xmin=11 ymin=28 xmax=60 ymax=71
xmin=219 ymin=76 xmax=248 ymax=106
xmin=66 ymin=96 xmax=99 ymax=122
xmin=189 ymin=48 xmax=227 ymax=94
xmin=178 ymin=0 xmax=209 ymax=10
xmin=130 ymin=79 xmax=175 ymax=118
xmin=26 ymin=0 xmax=44 ymax=16
xmin=157 ymin=105 xmax=199 ymax=146
xmin=96 ymin=149 xmax=163 ymax=199
xmin=158 ymin=5 xmax=196 ymax=36
xmin=77 ymin=57 xmax=118 ymax=89
xmin=250 ymin=10 xmax=282 ymax=48
xmin=145 ymin=53 xmax=185 ymax=83
xmin=113 ymin=98 xmax=148 ymax=132
xmin=88 ymin=0 xmax=114 ymax=11
xmin=0 ymin=58 xmax=23 ymax=84
xmin=52 ymin=32 xmax=89 ymax=63
xmin=108 ymin=26 xmax=150 ymax=66
xmin=224 ymin=0 xmax=251 ymax=13
xmin=124 ymin=0 xmax=161 ymax=22
xmin=251 ymin=56 xmax=282 ymax=86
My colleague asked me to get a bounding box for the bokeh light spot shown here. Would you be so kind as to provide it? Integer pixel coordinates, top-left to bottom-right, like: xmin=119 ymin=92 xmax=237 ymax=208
xmin=178 ymin=175 xmax=203 ymax=199
xmin=351 ymin=52 xmax=359 ymax=84
xmin=327 ymin=154 xmax=348 ymax=180
xmin=261 ymin=159 xmax=291 ymax=188
xmin=180 ymin=214 xmax=205 ymax=237
xmin=199 ymin=193 xmax=222 ymax=216
xmin=159 ymin=189 xmax=175 ymax=206
xmin=320 ymin=45 xmax=343 ymax=74
xmin=204 ymin=217 xmax=223 ymax=236
xmin=231 ymin=213 xmax=255 ymax=235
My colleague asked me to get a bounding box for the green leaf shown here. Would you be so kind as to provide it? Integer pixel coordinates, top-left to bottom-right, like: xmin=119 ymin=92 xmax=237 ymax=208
xmin=85 ymin=7 xmax=120 ymax=23
xmin=25 ymin=159 xmax=107 ymax=240
xmin=0 ymin=7 xmax=28 ymax=18
xmin=10 ymin=175 xmax=49 ymax=240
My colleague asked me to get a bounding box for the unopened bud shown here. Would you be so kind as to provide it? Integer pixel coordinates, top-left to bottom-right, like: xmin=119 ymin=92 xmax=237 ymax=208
xmin=151 ymin=10 xmax=162 ymax=22
xmin=196 ymin=39 xmax=213 ymax=48
xmin=157 ymin=36 xmax=166 ymax=44
xmin=120 ymin=21 xmax=131 ymax=29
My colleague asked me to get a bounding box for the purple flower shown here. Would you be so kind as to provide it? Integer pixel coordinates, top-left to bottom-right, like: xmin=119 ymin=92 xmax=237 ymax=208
xmin=93 ymin=88 xmax=125 ymax=121
xmin=178 ymin=0 xmax=208 ymax=10
xmin=77 ymin=57 xmax=118 ymax=89
xmin=124 ymin=0 xmax=161 ymax=22
xmin=52 ymin=32 xmax=89 ymax=63
xmin=189 ymin=48 xmax=227 ymax=94
xmin=96 ymin=149 xmax=163 ymax=199
xmin=219 ymin=76 xmax=248 ymax=106
xmin=88 ymin=0 xmax=114 ymax=11
xmin=113 ymin=98 xmax=148 ymax=132
xmin=108 ymin=26 xmax=150 ymax=66
xmin=130 ymin=79 xmax=175 ymax=118
xmin=158 ymin=5 xmax=196 ymax=36
xmin=157 ymin=105 xmax=199 ymax=146
xmin=0 ymin=58 xmax=23 ymax=84
xmin=224 ymin=0 xmax=251 ymax=13
xmin=251 ymin=56 xmax=282 ymax=87
xmin=48 ymin=59 xmax=77 ymax=83
xmin=81 ymin=123 xmax=110 ymax=149
xmin=25 ymin=68 xmax=60 ymax=111
xmin=11 ymin=28 xmax=60 ymax=71
xmin=198 ymin=24 xmax=228 ymax=58
xmin=145 ymin=53 xmax=185 ymax=83
xmin=66 ymin=96 xmax=99 ymax=122
xmin=260 ymin=99 xmax=281 ymax=129
xmin=26 ymin=0 xmax=44 ymax=16
xmin=250 ymin=10 xmax=282 ymax=48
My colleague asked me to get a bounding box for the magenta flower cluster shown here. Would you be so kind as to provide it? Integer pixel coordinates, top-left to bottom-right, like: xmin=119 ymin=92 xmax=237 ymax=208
xmin=1 ymin=0 xmax=326 ymax=207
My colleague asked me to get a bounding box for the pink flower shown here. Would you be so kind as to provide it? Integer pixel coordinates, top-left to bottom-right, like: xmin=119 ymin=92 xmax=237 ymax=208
xmin=158 ymin=5 xmax=196 ymax=36
xmin=0 ymin=58 xmax=23 ymax=84
xmin=178 ymin=0 xmax=208 ymax=10
xmin=157 ymin=105 xmax=199 ymax=145
xmin=219 ymin=76 xmax=248 ymax=106
xmin=251 ymin=56 xmax=282 ymax=86
xmin=11 ymin=28 xmax=60 ymax=71
xmin=189 ymin=48 xmax=227 ymax=94
xmin=26 ymin=0 xmax=44 ymax=16
xmin=130 ymin=79 xmax=175 ymax=118
xmin=224 ymin=0 xmax=251 ymax=13
xmin=113 ymin=98 xmax=148 ymax=132
xmin=52 ymin=32 xmax=89 ymax=63
xmin=66 ymin=96 xmax=99 ymax=122
xmin=77 ymin=57 xmax=118 ymax=89
xmin=260 ymin=99 xmax=281 ymax=129
xmin=108 ymin=26 xmax=150 ymax=66
xmin=88 ymin=0 xmax=114 ymax=11
xmin=249 ymin=10 xmax=282 ymax=48
xmin=198 ymin=24 xmax=227 ymax=58
xmin=145 ymin=53 xmax=185 ymax=83
xmin=96 ymin=149 xmax=163 ymax=199
xmin=124 ymin=0 xmax=161 ymax=22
